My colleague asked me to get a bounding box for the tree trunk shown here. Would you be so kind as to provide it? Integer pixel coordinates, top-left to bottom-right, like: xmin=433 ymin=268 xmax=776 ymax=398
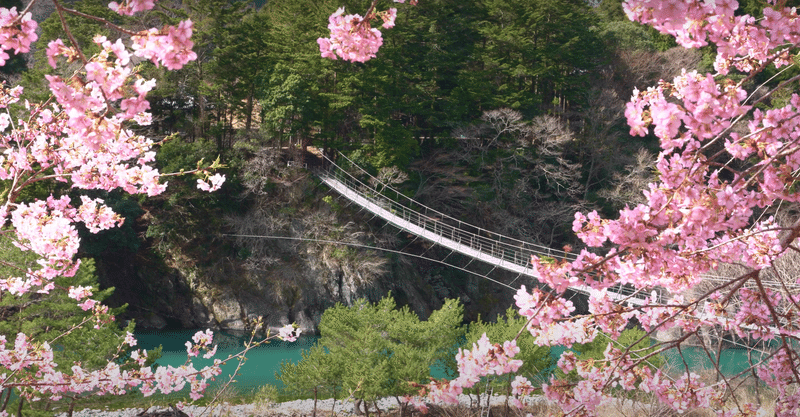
xmin=312 ymin=386 xmax=318 ymax=417
xmin=1 ymin=388 xmax=10 ymax=413
xmin=395 ymin=396 xmax=406 ymax=417
xmin=353 ymin=399 xmax=365 ymax=416
xmin=714 ymin=328 xmax=724 ymax=383
xmin=196 ymin=62 xmax=206 ymax=140
xmin=245 ymin=87 xmax=254 ymax=131
xmin=583 ymin=155 xmax=595 ymax=201
xmin=331 ymin=386 xmax=340 ymax=416
xmin=505 ymin=376 xmax=512 ymax=417
xmin=15 ymin=396 xmax=23 ymax=417
xmin=67 ymin=397 xmax=76 ymax=417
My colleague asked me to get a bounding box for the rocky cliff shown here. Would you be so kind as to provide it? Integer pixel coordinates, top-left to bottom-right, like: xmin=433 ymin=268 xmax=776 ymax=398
xmin=101 ymin=148 xmax=525 ymax=334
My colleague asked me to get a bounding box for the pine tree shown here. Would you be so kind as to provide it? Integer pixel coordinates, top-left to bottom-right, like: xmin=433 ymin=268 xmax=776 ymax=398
xmin=280 ymin=295 xmax=464 ymax=417
xmin=477 ymin=0 xmax=606 ymax=115
xmin=277 ymin=344 xmax=344 ymax=416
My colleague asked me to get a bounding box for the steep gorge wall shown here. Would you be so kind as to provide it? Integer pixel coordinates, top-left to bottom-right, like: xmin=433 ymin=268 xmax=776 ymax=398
xmin=101 ymin=149 xmax=523 ymax=334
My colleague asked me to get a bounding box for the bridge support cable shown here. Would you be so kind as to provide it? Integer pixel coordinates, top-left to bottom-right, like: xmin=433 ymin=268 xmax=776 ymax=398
xmin=223 ymin=233 xmax=519 ymax=291
xmin=508 ymin=272 xmax=525 ymax=287
xmin=439 ymin=248 xmax=457 ymax=264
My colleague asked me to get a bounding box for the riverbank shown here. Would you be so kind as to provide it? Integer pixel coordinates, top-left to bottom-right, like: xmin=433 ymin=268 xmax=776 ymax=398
xmin=57 ymin=392 xmax=774 ymax=417
xmin=61 ymin=394 xmax=557 ymax=417
xmin=61 ymin=398 xmax=379 ymax=417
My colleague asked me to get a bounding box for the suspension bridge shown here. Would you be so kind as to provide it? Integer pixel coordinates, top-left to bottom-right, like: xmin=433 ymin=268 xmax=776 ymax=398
xmin=311 ymin=152 xmax=800 ymax=344
xmin=217 ymin=148 xmax=799 ymax=357
xmin=315 ymin=152 xmax=651 ymax=306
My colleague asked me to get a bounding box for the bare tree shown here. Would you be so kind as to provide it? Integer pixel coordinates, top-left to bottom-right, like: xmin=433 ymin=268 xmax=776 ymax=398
xmin=616 ymin=47 xmax=702 ymax=93
xmin=370 ymin=166 xmax=409 ymax=192
xmin=598 ymin=148 xmax=655 ymax=209
xmin=420 ymin=111 xmax=590 ymax=247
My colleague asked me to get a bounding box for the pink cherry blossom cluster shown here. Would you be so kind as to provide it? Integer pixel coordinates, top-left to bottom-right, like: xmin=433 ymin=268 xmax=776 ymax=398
xmin=197 ymin=173 xmax=225 ymax=192
xmin=454 ymin=334 xmax=522 ymax=384
xmin=419 ymin=333 xmax=522 ymax=409
xmin=0 ymin=7 xmax=37 ymax=66
xmin=514 ymin=285 xmax=595 ymax=347
xmin=6 ymin=194 xmax=126 ymax=295
xmin=401 ymin=395 xmax=428 ymax=414
xmin=318 ymin=1 xmax=416 ymax=63
xmin=642 ymin=371 xmax=715 ymax=414
xmin=185 ymin=329 xmax=218 ymax=360
xmin=0 ymin=0 xmax=238 ymax=404
xmin=317 ymin=7 xmax=385 ymax=63
xmin=68 ymin=284 xmax=100 ymax=311
xmin=0 ymin=330 xmax=223 ymax=403
xmin=108 ymin=0 xmax=155 ymax=16
xmin=547 ymin=344 xmax=718 ymax=415
xmin=624 ymin=0 xmax=800 ymax=74
xmin=277 ymin=324 xmax=301 ymax=342
xmin=757 ymin=348 xmax=800 ymax=416
xmin=131 ymin=20 xmax=198 ymax=70
xmin=509 ymin=376 xmax=534 ymax=408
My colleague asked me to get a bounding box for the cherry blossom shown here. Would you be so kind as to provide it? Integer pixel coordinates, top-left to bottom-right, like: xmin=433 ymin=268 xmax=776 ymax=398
xmin=380 ymin=8 xmax=397 ymax=29
xmin=124 ymin=332 xmax=137 ymax=347
xmin=421 ymin=333 xmax=523 ymax=408
xmin=108 ymin=0 xmax=155 ymax=16
xmin=401 ymin=395 xmax=428 ymax=414
xmin=0 ymin=7 xmax=37 ymax=66
xmin=318 ymin=1 xmax=417 ymax=62
xmin=196 ymin=173 xmax=226 ymax=192
xmin=185 ymin=329 xmax=215 ymax=358
xmin=318 ymin=7 xmax=383 ymax=63
xmin=0 ymin=0 xmax=237 ymax=406
xmin=130 ymin=20 xmax=198 ymax=70
xmin=277 ymin=324 xmax=301 ymax=342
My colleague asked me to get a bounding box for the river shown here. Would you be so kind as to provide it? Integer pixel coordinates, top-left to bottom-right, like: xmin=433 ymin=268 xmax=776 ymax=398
xmin=136 ymin=329 xmax=771 ymax=394
xmin=136 ymin=330 xmax=319 ymax=393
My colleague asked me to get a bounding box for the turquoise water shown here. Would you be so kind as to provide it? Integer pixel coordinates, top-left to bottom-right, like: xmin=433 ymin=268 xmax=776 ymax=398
xmin=659 ymin=346 xmax=770 ymax=376
xmin=136 ymin=330 xmax=318 ymax=391
xmin=136 ymin=330 xmax=772 ymax=391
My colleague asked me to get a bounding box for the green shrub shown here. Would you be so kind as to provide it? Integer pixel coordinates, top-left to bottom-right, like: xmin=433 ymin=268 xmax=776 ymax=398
xmin=278 ymin=295 xmax=464 ymax=409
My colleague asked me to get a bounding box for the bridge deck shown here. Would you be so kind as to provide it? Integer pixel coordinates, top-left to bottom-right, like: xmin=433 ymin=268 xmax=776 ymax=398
xmin=319 ymin=173 xmax=646 ymax=305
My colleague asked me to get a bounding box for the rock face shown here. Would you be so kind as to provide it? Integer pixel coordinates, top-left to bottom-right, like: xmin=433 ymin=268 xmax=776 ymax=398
xmin=103 ymin=207 xmax=523 ymax=334
xmin=182 ymin=245 xmax=458 ymax=334
xmin=101 ymin=151 xmax=527 ymax=334
xmin=95 ymin=247 xmax=210 ymax=330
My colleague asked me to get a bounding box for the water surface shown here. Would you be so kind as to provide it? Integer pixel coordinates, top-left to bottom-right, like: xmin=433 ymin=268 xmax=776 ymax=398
xmin=137 ymin=329 xmax=771 ymax=392
xmin=136 ymin=330 xmax=318 ymax=391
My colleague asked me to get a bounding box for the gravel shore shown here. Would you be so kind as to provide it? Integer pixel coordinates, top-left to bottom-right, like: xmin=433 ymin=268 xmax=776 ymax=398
xmin=61 ymin=394 xmax=546 ymax=417
xmin=61 ymin=397 xmax=393 ymax=417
